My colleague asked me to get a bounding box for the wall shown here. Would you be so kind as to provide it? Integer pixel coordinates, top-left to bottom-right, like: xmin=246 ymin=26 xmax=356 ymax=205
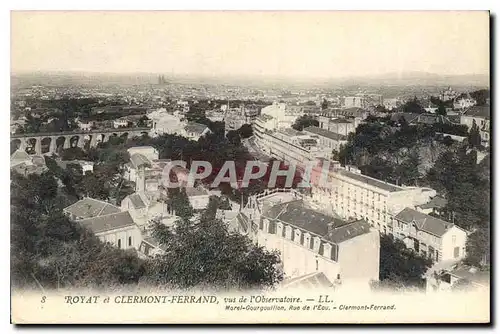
xmin=441 ymin=226 xmax=467 ymax=262
xmin=256 ymin=229 xmax=341 ymax=282
xmin=97 ymin=225 xmax=142 ymax=250
xmin=337 ymin=229 xmax=380 ymax=284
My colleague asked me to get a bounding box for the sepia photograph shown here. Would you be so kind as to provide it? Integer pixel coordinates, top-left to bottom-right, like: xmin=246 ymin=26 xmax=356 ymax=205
xmin=9 ymin=10 xmax=491 ymax=324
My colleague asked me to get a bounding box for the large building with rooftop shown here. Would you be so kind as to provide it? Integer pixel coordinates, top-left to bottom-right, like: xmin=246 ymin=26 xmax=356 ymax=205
xmin=237 ymin=189 xmax=380 ymax=287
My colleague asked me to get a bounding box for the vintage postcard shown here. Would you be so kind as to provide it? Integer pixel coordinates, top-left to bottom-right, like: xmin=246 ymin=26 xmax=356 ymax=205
xmin=10 ymin=10 xmax=490 ymax=324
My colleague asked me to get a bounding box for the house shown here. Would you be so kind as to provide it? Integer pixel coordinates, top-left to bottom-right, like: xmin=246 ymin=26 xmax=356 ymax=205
xmin=11 ymin=150 xmax=48 ymax=175
xmin=77 ymin=120 xmax=94 ymax=131
xmin=416 ymin=196 xmax=447 ymax=215
xmin=453 ymin=96 xmax=476 ymax=110
xmin=185 ymin=186 xmax=211 ymax=211
xmin=183 ymin=122 xmax=212 ymax=141
xmin=127 ymin=146 xmax=159 ymax=162
xmin=393 ymin=208 xmax=467 ymax=263
xmin=78 ymin=211 xmax=142 ymax=250
xmin=460 ymin=106 xmax=490 ymax=147
xmin=63 ymin=197 xmax=122 ymax=221
xmin=113 ymin=118 xmax=129 ymax=129
xmin=138 ymin=236 xmax=167 ymax=257
xmin=302 ymin=126 xmax=348 ymax=152
xmin=11 ymin=149 xmax=33 ymax=168
xmin=241 ymin=191 xmax=380 ymax=286
xmin=426 ymin=263 xmax=490 ymax=293
xmin=56 ymin=159 xmax=94 ymax=174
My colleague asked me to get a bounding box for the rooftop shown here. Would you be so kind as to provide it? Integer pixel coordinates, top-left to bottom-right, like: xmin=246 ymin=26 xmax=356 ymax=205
xmin=129 ymin=193 xmax=147 ymax=209
xmin=335 ymin=168 xmax=402 ymax=193
xmin=463 ymin=105 xmax=490 ymax=119
xmin=64 ymin=197 xmax=121 ymax=220
xmin=263 ymin=200 xmax=371 ymax=243
xmin=417 ymin=196 xmax=447 ymax=210
xmin=303 ymin=126 xmax=348 ymax=141
xmin=130 ymin=153 xmax=152 ymax=169
xmin=10 ymin=149 xmax=30 ymax=162
xmin=79 ymin=211 xmax=137 ymax=234
xmin=185 ymin=122 xmax=209 ymax=134
xmin=395 ymin=207 xmax=455 ymax=237
xmin=185 ymin=186 xmax=209 ymax=197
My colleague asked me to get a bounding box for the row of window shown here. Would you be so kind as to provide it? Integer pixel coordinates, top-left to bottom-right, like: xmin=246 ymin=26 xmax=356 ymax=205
xmin=116 ymin=236 xmax=133 ymax=249
xmin=259 ymin=219 xmax=339 ymax=262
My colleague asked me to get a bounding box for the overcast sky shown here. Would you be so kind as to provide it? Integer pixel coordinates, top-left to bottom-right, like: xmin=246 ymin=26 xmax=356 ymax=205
xmin=11 ymin=11 xmax=490 ymax=79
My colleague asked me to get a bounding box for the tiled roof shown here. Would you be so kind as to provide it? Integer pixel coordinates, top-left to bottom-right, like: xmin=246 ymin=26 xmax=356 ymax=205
xmin=394 ymin=207 xmax=454 ymax=237
xmin=64 ymin=197 xmax=121 ymax=220
xmin=185 ymin=122 xmax=209 ymax=134
xmin=335 ymin=169 xmax=402 ymax=192
xmin=303 ymin=126 xmax=348 ymax=141
xmin=236 ymin=212 xmax=250 ymax=233
xmin=463 ymin=106 xmax=490 ymax=119
xmin=185 ymin=186 xmax=209 ymax=197
xmin=329 ymin=118 xmax=354 ymax=124
xmin=417 ymin=196 xmax=447 ymax=210
xmin=263 ymin=200 xmax=370 ymax=243
xmin=130 ymin=153 xmax=152 ymax=169
xmin=79 ymin=211 xmax=137 ymax=234
xmin=129 ymin=193 xmax=146 ymax=209
xmin=326 ymin=220 xmax=372 ymax=244
xmin=10 ymin=150 xmax=30 ymax=162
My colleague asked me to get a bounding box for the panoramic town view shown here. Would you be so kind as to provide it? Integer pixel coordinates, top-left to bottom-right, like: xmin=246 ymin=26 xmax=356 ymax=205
xmin=11 ymin=12 xmax=490 ymax=299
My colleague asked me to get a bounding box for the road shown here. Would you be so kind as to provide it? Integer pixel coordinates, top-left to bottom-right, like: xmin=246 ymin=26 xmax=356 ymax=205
xmin=242 ymin=136 xmax=271 ymax=162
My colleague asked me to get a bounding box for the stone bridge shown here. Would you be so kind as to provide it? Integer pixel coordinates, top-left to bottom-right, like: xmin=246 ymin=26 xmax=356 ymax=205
xmin=11 ymin=127 xmax=151 ymax=155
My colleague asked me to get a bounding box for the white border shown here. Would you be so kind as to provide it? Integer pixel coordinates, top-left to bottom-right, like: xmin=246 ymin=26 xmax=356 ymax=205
xmin=2 ymin=1 xmax=497 ymax=333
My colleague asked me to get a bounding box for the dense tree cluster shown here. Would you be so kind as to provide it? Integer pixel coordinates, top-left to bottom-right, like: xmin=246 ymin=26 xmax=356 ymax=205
xmin=292 ymin=115 xmax=319 ymax=131
xmin=371 ymin=234 xmax=433 ymax=291
xmin=11 ymin=170 xmax=284 ymax=292
xmin=143 ymin=193 xmax=283 ymax=291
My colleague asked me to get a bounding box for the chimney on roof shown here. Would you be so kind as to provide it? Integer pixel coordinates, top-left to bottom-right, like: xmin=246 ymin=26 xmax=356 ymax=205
xmin=327 ymin=221 xmax=336 ymax=235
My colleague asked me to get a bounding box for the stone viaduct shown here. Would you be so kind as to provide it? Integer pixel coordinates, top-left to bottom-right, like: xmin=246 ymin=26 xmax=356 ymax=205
xmin=11 ymin=127 xmax=151 ymax=155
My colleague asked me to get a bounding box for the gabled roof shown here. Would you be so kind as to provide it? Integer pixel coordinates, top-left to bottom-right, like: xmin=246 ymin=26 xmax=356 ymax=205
xmin=394 ymin=207 xmax=455 ymax=237
xmin=79 ymin=211 xmax=137 ymax=234
xmin=129 ymin=193 xmax=146 ymax=209
xmin=64 ymin=197 xmax=121 ymax=220
xmin=417 ymin=196 xmax=447 ymax=210
xmin=463 ymin=106 xmax=490 ymax=120
xmin=263 ymin=200 xmax=371 ymax=243
xmin=10 ymin=149 xmax=30 ymax=162
xmin=130 ymin=153 xmax=152 ymax=169
xmin=184 ymin=122 xmax=209 ymax=134
xmin=326 ymin=220 xmax=372 ymax=244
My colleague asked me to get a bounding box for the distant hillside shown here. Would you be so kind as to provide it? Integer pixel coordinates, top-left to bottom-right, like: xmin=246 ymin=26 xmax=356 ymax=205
xmin=332 ymin=71 xmax=489 ymax=88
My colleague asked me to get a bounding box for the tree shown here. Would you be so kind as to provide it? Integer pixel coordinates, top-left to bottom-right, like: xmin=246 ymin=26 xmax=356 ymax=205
xmin=11 ymin=171 xmax=147 ymax=290
xmin=167 ymin=188 xmax=194 ymax=219
xmin=321 ymin=98 xmax=329 ymax=111
xmin=468 ymin=120 xmax=482 ymax=149
xmin=464 ymin=227 xmax=490 ymax=267
xmin=402 ymin=97 xmax=425 ymax=114
xmin=436 ymin=104 xmax=447 ymax=116
xmin=292 ymin=115 xmax=319 ymax=131
xmin=237 ymin=124 xmax=253 ymax=139
xmin=145 ymin=216 xmax=283 ymax=291
xmin=379 ymin=234 xmax=432 ymax=289
xmin=137 ymin=115 xmax=150 ymax=127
